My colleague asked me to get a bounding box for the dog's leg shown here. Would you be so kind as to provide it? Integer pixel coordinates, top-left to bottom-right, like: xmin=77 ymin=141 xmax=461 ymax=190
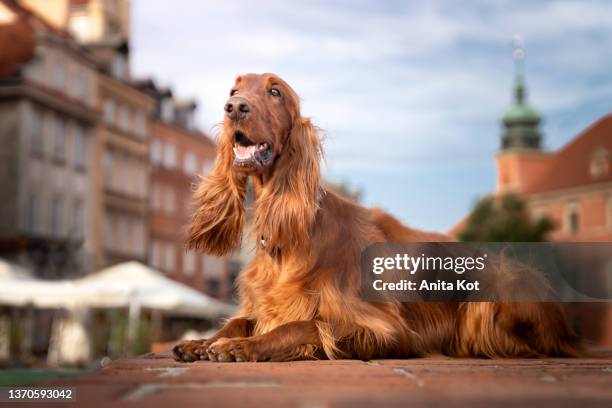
xmin=173 ymin=318 xmax=252 ymax=362
xmin=206 ymin=320 xmax=323 ymax=362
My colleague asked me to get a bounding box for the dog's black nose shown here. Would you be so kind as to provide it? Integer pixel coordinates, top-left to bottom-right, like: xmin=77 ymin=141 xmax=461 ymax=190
xmin=224 ymin=97 xmax=250 ymax=121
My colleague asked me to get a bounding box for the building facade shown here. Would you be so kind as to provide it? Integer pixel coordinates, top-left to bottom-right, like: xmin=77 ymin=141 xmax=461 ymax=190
xmin=20 ymin=0 xmax=154 ymax=268
xmin=97 ymin=74 xmax=153 ymax=266
xmin=0 ymin=2 xmax=98 ymax=278
xmin=2 ymin=0 xmax=233 ymax=300
xmin=494 ymin=53 xmax=612 ymax=242
xmin=138 ymin=80 xmax=231 ymax=299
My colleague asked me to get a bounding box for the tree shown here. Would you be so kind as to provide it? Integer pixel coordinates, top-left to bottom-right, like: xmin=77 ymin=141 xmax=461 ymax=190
xmin=458 ymin=194 xmax=554 ymax=242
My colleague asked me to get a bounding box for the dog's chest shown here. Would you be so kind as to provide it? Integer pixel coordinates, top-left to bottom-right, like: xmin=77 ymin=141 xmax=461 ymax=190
xmin=248 ymin=262 xmax=318 ymax=336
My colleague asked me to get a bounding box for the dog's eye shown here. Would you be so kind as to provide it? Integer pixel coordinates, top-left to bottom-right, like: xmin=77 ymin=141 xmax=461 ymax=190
xmin=269 ymin=87 xmax=281 ymax=97
xmin=230 ymin=89 xmax=238 ymax=96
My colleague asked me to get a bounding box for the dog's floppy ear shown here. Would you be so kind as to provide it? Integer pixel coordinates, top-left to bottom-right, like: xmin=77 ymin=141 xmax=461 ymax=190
xmin=186 ymin=130 xmax=247 ymax=255
xmin=254 ymin=117 xmax=322 ymax=255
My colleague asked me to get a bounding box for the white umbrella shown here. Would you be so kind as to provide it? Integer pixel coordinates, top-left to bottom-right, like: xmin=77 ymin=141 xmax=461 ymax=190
xmin=0 ymin=260 xmax=234 ymax=317
xmin=74 ymin=261 xmax=234 ymax=318
xmin=0 ymin=258 xmax=34 ymax=281
xmin=0 ymin=279 xmax=126 ymax=308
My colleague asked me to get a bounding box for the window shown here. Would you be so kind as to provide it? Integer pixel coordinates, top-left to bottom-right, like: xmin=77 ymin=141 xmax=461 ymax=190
xmin=134 ymin=111 xmax=146 ymax=137
xmin=72 ymin=200 xmax=84 ymax=237
xmin=73 ymin=124 xmax=87 ymax=169
xmin=75 ymin=71 xmax=88 ymax=100
xmin=29 ymin=108 xmax=43 ymax=154
xmin=104 ymin=148 xmax=113 ymax=186
xmin=202 ymin=255 xmax=224 ymax=279
xmin=119 ymin=105 xmax=130 ymax=132
xmin=183 ymin=251 xmax=195 ymax=276
xmin=111 ymin=55 xmax=127 ymax=80
xmin=25 ymin=193 xmax=38 ymax=233
xmin=150 ymin=140 xmax=162 ymax=165
xmin=161 ymin=98 xmax=174 ymax=122
xmin=53 ymin=62 xmax=66 ymax=89
xmin=164 ymin=187 xmax=175 ymax=214
xmin=151 ymin=241 xmax=162 ymax=269
xmin=121 ymin=151 xmax=130 ymax=194
xmin=104 ymin=213 xmax=114 ymax=248
xmin=207 ymin=278 xmax=221 ymax=298
xmin=569 ymin=212 xmax=579 ymax=235
xmin=51 ymin=196 xmax=63 ymax=236
xmin=136 ymin=160 xmax=147 ymax=198
xmin=132 ymin=221 xmax=145 ymax=256
xmin=184 ymin=111 xmax=195 ymax=132
xmin=104 ymin=98 xmax=115 ymax=125
xmin=151 ymin=183 xmax=162 ymax=211
xmin=183 ymin=152 xmax=197 ymax=175
xmin=163 ymin=143 xmax=176 ymax=168
xmin=164 ymin=243 xmax=175 ymax=272
xmin=564 ymin=203 xmax=579 ymax=235
xmin=53 ymin=117 xmax=66 ymax=161
xmin=590 ymin=147 xmax=609 ymax=179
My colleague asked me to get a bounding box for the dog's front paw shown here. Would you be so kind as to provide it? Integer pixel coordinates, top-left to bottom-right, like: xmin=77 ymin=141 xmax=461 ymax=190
xmin=207 ymin=337 xmax=260 ymax=362
xmin=172 ymin=339 xmax=215 ymax=362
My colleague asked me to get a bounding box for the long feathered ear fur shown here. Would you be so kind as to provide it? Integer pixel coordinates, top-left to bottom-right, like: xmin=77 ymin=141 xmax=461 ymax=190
xmin=186 ymin=131 xmax=248 ymax=255
xmin=253 ymin=118 xmax=322 ymax=255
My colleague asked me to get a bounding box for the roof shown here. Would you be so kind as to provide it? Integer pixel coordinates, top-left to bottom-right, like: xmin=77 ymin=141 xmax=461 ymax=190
xmin=0 ymin=18 xmax=34 ymax=77
xmin=523 ymin=114 xmax=612 ymax=194
xmin=0 ymin=0 xmax=83 ymax=78
xmin=502 ymin=103 xmax=541 ymax=124
xmin=502 ymin=76 xmax=541 ymax=125
xmin=447 ymin=215 xmax=468 ymax=238
xmin=0 ymin=0 xmax=72 ymax=38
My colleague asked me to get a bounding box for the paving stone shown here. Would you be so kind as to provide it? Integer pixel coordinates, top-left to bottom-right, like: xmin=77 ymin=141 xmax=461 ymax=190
xmin=25 ymin=349 xmax=612 ymax=407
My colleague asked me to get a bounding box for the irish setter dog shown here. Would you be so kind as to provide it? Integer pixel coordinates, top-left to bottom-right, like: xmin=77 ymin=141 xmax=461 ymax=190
xmin=173 ymin=73 xmax=579 ymax=362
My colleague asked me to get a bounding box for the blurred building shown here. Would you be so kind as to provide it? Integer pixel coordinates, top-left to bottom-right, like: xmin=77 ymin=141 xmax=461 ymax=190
xmin=19 ymin=0 xmax=153 ymax=269
xmin=97 ymin=69 xmax=153 ymax=266
xmin=495 ymin=64 xmax=612 ymax=242
xmin=452 ymin=49 xmax=612 ymax=243
xmin=0 ymin=1 xmax=98 ymax=278
xmin=137 ymin=79 xmax=232 ymax=300
xmin=0 ymin=0 xmax=231 ymax=301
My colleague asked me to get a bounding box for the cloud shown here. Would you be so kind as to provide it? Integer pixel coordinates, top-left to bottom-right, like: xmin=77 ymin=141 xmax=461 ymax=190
xmin=131 ymin=0 xmax=612 ymax=230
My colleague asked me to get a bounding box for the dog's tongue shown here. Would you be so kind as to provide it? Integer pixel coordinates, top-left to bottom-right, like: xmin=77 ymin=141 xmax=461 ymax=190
xmin=234 ymin=144 xmax=256 ymax=160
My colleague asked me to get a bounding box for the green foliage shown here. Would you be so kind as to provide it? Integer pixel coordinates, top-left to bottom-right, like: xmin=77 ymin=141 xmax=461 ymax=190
xmin=458 ymin=194 xmax=554 ymax=242
xmin=0 ymin=369 xmax=88 ymax=387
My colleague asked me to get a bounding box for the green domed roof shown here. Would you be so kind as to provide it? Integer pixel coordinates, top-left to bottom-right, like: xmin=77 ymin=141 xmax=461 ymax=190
xmin=501 ymin=76 xmax=541 ymax=125
xmin=500 ymin=71 xmax=542 ymax=150
xmin=502 ymin=104 xmax=541 ymax=124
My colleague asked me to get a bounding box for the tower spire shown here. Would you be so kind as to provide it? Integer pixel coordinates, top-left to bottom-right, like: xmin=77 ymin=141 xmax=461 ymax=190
xmin=500 ymin=35 xmax=542 ymax=151
xmin=512 ymin=35 xmax=525 ymax=104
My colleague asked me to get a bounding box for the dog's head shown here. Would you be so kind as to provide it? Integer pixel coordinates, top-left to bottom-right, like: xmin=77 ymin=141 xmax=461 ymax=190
xmin=223 ymin=73 xmax=302 ymax=174
xmin=187 ymin=73 xmax=322 ymax=256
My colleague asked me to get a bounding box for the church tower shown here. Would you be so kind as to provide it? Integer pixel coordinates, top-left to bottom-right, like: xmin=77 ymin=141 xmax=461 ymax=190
xmin=501 ymin=41 xmax=542 ymax=150
xmin=496 ymin=37 xmax=548 ymax=194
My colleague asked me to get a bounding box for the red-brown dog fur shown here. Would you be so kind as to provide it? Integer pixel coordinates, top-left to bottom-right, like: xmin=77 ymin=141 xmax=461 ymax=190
xmin=173 ymin=73 xmax=579 ymax=362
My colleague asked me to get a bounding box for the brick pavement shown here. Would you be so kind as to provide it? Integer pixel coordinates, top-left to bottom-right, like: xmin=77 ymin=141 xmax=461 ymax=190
xmin=25 ymin=349 xmax=612 ymax=408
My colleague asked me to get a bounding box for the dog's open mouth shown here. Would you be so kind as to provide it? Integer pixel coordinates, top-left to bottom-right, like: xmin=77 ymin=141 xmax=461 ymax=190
xmin=233 ymin=131 xmax=273 ymax=168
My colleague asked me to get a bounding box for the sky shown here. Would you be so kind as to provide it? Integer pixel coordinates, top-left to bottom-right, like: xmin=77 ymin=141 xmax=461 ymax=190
xmin=131 ymin=0 xmax=612 ymax=233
